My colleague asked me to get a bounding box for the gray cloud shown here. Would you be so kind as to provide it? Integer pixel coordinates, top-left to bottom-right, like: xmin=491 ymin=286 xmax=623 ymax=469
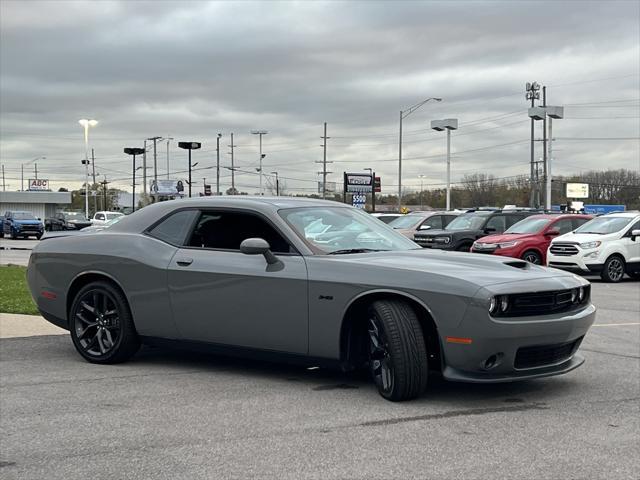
xmin=1 ymin=0 xmax=638 ymax=195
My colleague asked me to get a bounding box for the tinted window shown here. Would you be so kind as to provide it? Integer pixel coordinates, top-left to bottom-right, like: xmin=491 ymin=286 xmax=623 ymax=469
xmin=421 ymin=215 xmax=443 ymax=229
xmin=572 ymin=218 xmax=590 ymax=230
xmin=553 ymin=218 xmax=574 ymax=235
xmin=442 ymin=215 xmax=457 ymax=227
xmin=625 ymin=220 xmax=640 ymax=236
xmin=485 ymin=215 xmax=506 ymax=232
xmin=148 ymin=210 xmax=198 ymax=245
xmin=188 ymin=211 xmax=293 ymax=254
xmin=95 ymin=213 xmax=105 ymax=220
xmin=506 ymin=214 xmax=527 ymax=228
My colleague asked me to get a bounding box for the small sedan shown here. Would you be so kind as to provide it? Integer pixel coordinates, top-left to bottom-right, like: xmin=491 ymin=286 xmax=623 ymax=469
xmin=388 ymin=211 xmax=459 ymax=238
xmin=27 ymin=197 xmax=595 ymax=401
xmin=472 ymin=214 xmax=593 ymax=264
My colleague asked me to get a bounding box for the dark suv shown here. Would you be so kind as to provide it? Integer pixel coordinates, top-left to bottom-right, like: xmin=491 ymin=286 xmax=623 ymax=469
xmin=413 ymin=209 xmax=538 ymax=251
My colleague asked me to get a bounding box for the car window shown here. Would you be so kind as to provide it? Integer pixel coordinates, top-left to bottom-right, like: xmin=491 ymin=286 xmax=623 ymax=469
xmin=506 ymin=214 xmax=526 ymax=228
xmin=572 ymin=218 xmax=590 ymax=230
xmin=148 ymin=210 xmax=198 ymax=246
xmin=187 ymin=210 xmax=293 ymax=254
xmin=421 ymin=215 xmax=442 ymax=229
xmin=553 ymin=218 xmax=574 ymax=235
xmin=388 ymin=215 xmax=425 ymax=229
xmin=442 ymin=215 xmax=457 ymax=227
xmin=575 ymin=216 xmax=632 ymax=234
xmin=625 ymin=220 xmax=640 ymax=236
xmin=95 ymin=213 xmax=105 ymax=220
xmin=485 ymin=215 xmax=506 ymax=232
xmin=445 ymin=212 xmax=492 ymax=231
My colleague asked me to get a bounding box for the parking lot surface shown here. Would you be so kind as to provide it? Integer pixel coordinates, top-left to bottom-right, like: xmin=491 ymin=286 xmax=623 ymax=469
xmin=1 ymin=280 xmax=638 ymax=479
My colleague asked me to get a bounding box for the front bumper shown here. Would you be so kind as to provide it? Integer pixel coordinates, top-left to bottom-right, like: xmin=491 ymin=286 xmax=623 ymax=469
xmin=547 ymin=250 xmax=604 ymax=274
xmin=439 ymin=282 xmax=596 ymax=383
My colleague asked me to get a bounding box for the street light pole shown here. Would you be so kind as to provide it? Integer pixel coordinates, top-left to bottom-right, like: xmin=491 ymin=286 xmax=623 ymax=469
xmin=216 ymin=133 xmax=222 ymax=195
xmin=431 ymin=118 xmax=458 ymax=210
xmin=251 ymin=130 xmax=268 ymax=195
xmin=178 ymin=142 xmax=202 ymax=198
xmin=124 ymin=147 xmax=144 ymax=213
xmin=398 ymin=97 xmax=441 ymax=212
xmin=79 ymin=119 xmax=98 ymax=218
xmin=418 ymin=174 xmax=426 ymax=210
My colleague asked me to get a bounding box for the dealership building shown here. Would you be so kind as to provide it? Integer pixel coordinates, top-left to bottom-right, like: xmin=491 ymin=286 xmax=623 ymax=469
xmin=0 ymin=191 xmax=72 ymax=219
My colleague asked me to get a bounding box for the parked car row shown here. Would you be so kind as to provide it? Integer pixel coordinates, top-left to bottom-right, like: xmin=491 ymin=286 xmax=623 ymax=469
xmin=373 ymin=208 xmax=639 ymax=283
xmin=1 ymin=210 xmax=126 ymax=239
xmin=1 ymin=211 xmax=44 ymax=239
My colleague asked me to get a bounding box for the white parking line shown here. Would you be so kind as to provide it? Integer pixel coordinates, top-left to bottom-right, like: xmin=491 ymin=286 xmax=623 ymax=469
xmin=592 ymin=323 xmax=640 ymax=327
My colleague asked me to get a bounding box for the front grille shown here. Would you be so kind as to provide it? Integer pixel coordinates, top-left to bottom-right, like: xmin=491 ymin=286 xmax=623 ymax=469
xmin=550 ymin=243 xmax=579 ymax=256
xmin=514 ymin=336 xmax=583 ymax=369
xmin=496 ymin=286 xmax=590 ymax=317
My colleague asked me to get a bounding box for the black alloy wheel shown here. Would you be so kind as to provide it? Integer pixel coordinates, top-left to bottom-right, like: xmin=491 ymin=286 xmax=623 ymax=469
xmin=601 ymin=255 xmax=625 ymax=283
xmin=70 ymin=281 xmax=140 ymax=364
xmin=367 ymin=300 xmax=429 ymax=401
xmin=522 ymin=250 xmax=542 ymax=264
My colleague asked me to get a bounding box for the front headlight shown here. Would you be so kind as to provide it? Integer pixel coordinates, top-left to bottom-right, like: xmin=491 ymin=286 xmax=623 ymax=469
xmin=488 ymin=295 xmax=509 ymax=314
xmin=442 ymin=236 xmax=451 ymax=244
xmin=579 ymin=241 xmax=601 ymax=249
xmin=497 ymin=241 xmax=519 ymax=248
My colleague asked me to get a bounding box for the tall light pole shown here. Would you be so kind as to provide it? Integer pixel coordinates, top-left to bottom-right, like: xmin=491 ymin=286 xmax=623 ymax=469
xmin=418 ymin=174 xmax=426 ymax=210
xmin=79 ymin=119 xmax=98 ymax=218
xmin=526 ymin=82 xmax=541 ymax=207
xmin=178 ymin=142 xmax=202 ymax=198
xmin=529 ymin=105 xmax=563 ymax=210
xmin=398 ymin=97 xmax=441 ymax=212
xmin=270 ymin=171 xmax=279 ymax=196
xmin=22 ymin=156 xmax=45 ymax=191
xmin=165 ymin=137 xmax=174 ymax=180
xmin=431 ymin=118 xmax=458 ymax=210
xmin=216 ymin=133 xmax=222 ymax=195
xmin=124 ymin=147 xmax=144 ymax=213
xmin=251 ymin=130 xmax=268 ymax=195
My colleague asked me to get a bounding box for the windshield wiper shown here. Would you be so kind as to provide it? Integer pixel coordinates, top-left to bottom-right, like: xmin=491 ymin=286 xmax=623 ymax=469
xmin=577 ymin=231 xmax=603 ymax=235
xmin=328 ymin=248 xmax=384 ymax=255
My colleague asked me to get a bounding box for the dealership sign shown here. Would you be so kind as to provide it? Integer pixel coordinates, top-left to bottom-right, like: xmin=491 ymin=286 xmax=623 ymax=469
xmin=150 ymin=179 xmax=186 ymax=196
xmin=344 ymin=173 xmax=373 ymax=193
xmin=566 ymin=183 xmax=589 ymax=198
xmin=28 ymin=179 xmax=50 ymax=191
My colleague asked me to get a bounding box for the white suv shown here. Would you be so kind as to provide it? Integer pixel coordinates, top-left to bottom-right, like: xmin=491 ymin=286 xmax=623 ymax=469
xmin=547 ymin=212 xmax=640 ymax=282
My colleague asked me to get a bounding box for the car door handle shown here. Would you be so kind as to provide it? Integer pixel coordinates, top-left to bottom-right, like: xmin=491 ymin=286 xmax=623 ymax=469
xmin=176 ymin=258 xmax=193 ymax=267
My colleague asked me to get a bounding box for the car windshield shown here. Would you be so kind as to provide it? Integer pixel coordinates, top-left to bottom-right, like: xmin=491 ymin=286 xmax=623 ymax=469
xmin=388 ymin=215 xmax=427 ymax=229
xmin=505 ymin=217 xmax=551 ymax=234
xmin=103 ymin=215 xmax=125 ymax=227
xmin=445 ymin=212 xmax=491 ymax=231
xmin=64 ymin=212 xmax=87 ymax=221
xmin=105 ymin=213 xmax=123 ymax=220
xmin=12 ymin=212 xmax=37 ymax=220
xmin=574 ymin=216 xmax=632 ymax=234
xmin=280 ymin=206 xmax=419 ymax=254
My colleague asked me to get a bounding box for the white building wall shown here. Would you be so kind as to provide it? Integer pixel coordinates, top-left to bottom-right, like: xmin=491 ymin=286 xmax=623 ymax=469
xmin=1 ymin=202 xmax=46 ymax=220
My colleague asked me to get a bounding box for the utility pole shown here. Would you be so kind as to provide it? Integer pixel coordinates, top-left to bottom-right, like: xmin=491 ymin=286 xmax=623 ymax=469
xmin=100 ymin=177 xmax=109 ymax=211
xmin=542 ymin=86 xmax=548 ymax=210
xmin=228 ymin=133 xmax=236 ymax=194
xmin=34 ymin=163 xmax=38 ymax=180
xmin=251 ymin=130 xmax=268 ymax=195
xmin=165 ymin=137 xmax=174 ymax=180
xmin=1 ymin=164 xmax=5 ymax=191
xmin=270 ymin=171 xmax=279 ymax=196
xmin=216 ymin=133 xmax=222 ymax=195
xmin=91 ymin=148 xmax=97 ymax=213
xmin=147 ymin=136 xmax=161 ymax=186
xmin=203 ymin=178 xmax=207 ymax=196
xmin=315 ymin=122 xmax=332 ymax=199
xmin=21 ymin=165 xmax=24 ymax=191
xmin=142 ymin=139 xmax=148 ymax=197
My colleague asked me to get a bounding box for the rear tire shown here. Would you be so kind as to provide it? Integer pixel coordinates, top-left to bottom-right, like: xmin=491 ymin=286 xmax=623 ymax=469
xmin=521 ymin=250 xmax=542 ymax=264
xmin=69 ymin=281 xmax=140 ymax=364
xmin=456 ymin=243 xmax=472 ymax=252
xmin=367 ymin=299 xmax=429 ymax=401
xmin=601 ymin=255 xmax=625 ymax=283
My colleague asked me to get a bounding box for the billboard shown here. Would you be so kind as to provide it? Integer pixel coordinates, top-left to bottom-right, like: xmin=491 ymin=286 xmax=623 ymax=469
xmin=28 ymin=179 xmax=49 ymax=191
xmin=150 ymin=179 xmax=185 ymax=196
xmin=566 ymin=183 xmax=589 ymax=198
xmin=344 ymin=173 xmax=373 ymax=193
xmin=583 ymin=204 xmax=625 ymax=215
xmin=317 ymin=181 xmax=337 ymax=194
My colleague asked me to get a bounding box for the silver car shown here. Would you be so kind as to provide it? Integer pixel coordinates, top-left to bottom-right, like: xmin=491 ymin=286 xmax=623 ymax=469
xmin=27 ymin=197 xmax=596 ymax=401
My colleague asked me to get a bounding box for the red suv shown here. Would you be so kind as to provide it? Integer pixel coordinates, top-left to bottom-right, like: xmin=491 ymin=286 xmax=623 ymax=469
xmin=471 ymin=214 xmax=593 ymax=264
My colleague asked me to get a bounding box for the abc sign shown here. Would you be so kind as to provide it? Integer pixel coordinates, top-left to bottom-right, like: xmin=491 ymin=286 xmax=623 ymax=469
xmin=28 ymin=179 xmax=49 ymax=191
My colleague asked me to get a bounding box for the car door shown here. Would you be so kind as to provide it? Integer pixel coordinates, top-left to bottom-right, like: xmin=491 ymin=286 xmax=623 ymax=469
xmin=622 ymin=219 xmax=640 ymax=265
xmin=167 ymin=209 xmax=309 ymax=354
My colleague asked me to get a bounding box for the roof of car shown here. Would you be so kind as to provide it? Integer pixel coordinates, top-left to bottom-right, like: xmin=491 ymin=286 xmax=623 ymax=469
xmin=602 ymin=211 xmax=639 ymax=218
xmin=523 ymin=213 xmax=593 ymax=220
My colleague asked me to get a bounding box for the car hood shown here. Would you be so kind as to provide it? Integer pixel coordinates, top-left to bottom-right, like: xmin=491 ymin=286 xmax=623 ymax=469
xmin=476 ymin=233 xmax=536 ymax=243
xmin=413 ymin=228 xmax=448 ymax=237
xmin=551 ymin=232 xmax=609 ymax=244
xmin=324 ymin=249 xmax=570 ymax=287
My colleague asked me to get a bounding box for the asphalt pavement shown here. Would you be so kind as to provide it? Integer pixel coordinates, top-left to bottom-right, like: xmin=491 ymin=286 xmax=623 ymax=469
xmin=0 ymin=280 xmax=639 ymax=480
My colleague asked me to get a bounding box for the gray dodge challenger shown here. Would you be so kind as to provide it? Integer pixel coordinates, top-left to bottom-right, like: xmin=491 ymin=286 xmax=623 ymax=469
xmin=27 ymin=197 xmax=596 ymax=401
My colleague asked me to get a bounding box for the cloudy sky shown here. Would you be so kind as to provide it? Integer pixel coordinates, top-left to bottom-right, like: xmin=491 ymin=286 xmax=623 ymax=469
xmin=1 ymin=0 xmax=638 ymax=196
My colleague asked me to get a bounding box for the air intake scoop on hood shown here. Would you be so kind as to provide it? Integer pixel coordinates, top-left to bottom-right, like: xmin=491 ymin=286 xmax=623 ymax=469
xmin=504 ymin=260 xmax=529 ymax=269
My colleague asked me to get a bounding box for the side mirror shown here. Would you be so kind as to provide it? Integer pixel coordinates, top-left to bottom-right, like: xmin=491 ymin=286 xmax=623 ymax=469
xmin=631 ymin=229 xmax=640 ymax=241
xmin=418 ymin=224 xmax=431 ymax=231
xmin=484 ymin=227 xmax=496 ymax=234
xmin=545 ymin=228 xmax=560 ymax=237
xmin=240 ymin=238 xmax=279 ymax=265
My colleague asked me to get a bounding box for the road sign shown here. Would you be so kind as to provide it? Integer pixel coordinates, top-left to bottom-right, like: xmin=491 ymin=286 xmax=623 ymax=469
xmin=352 ymin=193 xmax=366 ymax=209
xmin=344 ymin=173 xmax=373 ymax=193
xmin=374 ymin=176 xmax=381 ymax=193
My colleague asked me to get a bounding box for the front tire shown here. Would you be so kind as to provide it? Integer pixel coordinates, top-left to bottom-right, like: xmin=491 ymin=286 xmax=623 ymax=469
xmin=601 ymin=255 xmax=625 ymax=283
xmin=521 ymin=250 xmax=542 ymax=264
xmin=69 ymin=281 xmax=140 ymax=364
xmin=367 ymin=300 xmax=429 ymax=401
